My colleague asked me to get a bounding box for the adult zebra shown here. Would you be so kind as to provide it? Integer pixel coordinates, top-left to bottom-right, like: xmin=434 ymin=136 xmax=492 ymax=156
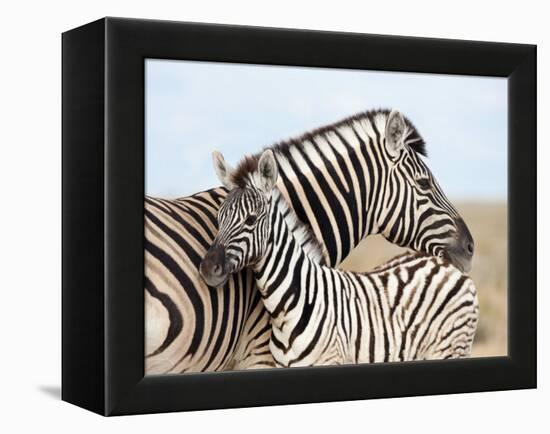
xmin=200 ymin=150 xmax=479 ymax=365
xmin=145 ymin=109 xmax=474 ymax=373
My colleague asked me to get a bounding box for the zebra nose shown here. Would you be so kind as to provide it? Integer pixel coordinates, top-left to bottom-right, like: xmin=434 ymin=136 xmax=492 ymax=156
xmin=466 ymin=241 xmax=474 ymax=255
xmin=200 ymin=244 xmax=226 ymax=279
xmin=212 ymin=263 xmax=223 ymax=277
xmin=456 ymin=218 xmax=474 ymax=257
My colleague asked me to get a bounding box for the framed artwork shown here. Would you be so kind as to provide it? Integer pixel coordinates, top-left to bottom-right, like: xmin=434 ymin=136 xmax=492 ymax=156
xmin=62 ymin=17 xmax=536 ymax=415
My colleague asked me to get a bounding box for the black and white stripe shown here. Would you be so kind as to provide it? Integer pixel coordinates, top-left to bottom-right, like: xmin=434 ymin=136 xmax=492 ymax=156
xmin=145 ymin=190 xmax=260 ymax=373
xmin=146 ymin=109 xmax=474 ymax=373
xmin=203 ymin=154 xmax=478 ymax=366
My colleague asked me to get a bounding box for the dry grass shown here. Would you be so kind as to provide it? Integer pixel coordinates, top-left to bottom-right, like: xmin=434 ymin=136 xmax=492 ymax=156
xmin=340 ymin=202 xmax=507 ymax=358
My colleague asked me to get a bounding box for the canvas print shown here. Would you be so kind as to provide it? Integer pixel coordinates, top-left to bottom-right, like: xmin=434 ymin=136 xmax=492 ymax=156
xmin=144 ymin=60 xmax=507 ymax=374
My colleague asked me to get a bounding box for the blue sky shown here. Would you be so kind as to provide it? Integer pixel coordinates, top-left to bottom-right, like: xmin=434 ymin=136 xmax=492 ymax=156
xmin=145 ymin=59 xmax=507 ymax=201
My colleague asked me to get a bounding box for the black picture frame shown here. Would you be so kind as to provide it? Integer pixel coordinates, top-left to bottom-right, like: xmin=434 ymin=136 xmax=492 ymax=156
xmin=62 ymin=17 xmax=536 ymax=416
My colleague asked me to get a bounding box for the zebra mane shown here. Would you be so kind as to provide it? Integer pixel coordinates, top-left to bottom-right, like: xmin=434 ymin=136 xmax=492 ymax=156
xmin=272 ymin=189 xmax=327 ymax=265
xmin=271 ymin=108 xmax=427 ymax=158
xmin=230 ymin=155 xmax=259 ymax=188
xmin=229 ymin=108 xmax=427 ymax=188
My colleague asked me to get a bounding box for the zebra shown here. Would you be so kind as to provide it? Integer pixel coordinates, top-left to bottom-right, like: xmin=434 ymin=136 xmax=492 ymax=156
xmin=200 ymin=150 xmax=479 ymax=366
xmin=145 ymin=109 xmax=475 ymax=373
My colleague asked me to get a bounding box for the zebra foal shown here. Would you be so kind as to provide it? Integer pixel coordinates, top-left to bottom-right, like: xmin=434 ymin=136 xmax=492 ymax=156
xmin=201 ymin=150 xmax=479 ymax=366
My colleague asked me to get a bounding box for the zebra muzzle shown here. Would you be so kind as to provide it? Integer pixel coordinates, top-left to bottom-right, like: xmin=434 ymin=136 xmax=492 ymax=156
xmin=445 ymin=218 xmax=475 ymax=273
xmin=200 ymin=244 xmax=229 ymax=287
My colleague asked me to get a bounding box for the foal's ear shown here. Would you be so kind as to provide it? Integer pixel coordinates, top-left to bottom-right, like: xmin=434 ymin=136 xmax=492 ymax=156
xmin=385 ymin=109 xmax=407 ymax=158
xmin=212 ymin=150 xmax=235 ymax=190
xmin=257 ymin=150 xmax=278 ymax=193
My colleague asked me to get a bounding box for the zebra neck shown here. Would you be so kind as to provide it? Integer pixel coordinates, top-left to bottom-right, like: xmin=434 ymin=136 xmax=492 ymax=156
xmin=271 ymin=112 xmax=390 ymax=266
xmin=252 ymin=195 xmax=316 ymax=316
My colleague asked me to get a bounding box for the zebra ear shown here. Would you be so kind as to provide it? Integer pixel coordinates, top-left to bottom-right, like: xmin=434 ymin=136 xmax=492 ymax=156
xmin=212 ymin=150 xmax=235 ymax=189
xmin=257 ymin=150 xmax=278 ymax=193
xmin=385 ymin=110 xmax=407 ymax=158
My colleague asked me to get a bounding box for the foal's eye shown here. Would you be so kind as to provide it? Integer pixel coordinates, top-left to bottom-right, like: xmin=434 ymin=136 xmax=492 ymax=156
xmin=245 ymin=215 xmax=257 ymax=225
xmin=416 ymin=178 xmax=431 ymax=190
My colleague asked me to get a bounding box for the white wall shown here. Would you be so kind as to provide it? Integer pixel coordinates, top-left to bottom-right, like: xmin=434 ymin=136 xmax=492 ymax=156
xmin=0 ymin=0 xmax=545 ymax=431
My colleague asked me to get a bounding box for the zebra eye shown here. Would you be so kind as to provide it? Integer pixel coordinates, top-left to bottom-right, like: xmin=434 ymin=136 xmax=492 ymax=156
xmin=416 ymin=178 xmax=431 ymax=190
xmin=245 ymin=215 xmax=257 ymax=225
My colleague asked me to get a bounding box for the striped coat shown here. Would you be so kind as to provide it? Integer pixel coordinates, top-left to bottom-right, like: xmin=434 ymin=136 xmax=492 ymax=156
xmin=147 ymin=109 xmax=474 ymax=373
xmin=202 ymin=154 xmax=479 ymax=366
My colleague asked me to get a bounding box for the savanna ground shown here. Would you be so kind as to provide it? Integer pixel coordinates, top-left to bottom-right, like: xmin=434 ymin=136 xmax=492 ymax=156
xmin=340 ymin=202 xmax=507 ymax=357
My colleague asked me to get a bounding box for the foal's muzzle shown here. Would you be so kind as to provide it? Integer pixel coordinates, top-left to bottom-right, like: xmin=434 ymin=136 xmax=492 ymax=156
xmin=200 ymin=244 xmax=229 ymax=287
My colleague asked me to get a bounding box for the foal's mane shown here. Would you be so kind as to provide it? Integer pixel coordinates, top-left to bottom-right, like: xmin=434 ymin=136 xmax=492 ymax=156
xmin=271 ymin=189 xmax=327 ymax=265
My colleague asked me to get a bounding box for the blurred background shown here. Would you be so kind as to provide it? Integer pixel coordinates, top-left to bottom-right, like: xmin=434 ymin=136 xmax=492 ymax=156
xmin=146 ymin=59 xmax=507 ymax=357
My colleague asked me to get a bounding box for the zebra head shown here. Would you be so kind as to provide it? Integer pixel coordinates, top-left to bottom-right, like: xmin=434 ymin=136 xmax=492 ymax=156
xmin=200 ymin=150 xmax=277 ymax=287
xmin=376 ymin=110 xmax=474 ymax=272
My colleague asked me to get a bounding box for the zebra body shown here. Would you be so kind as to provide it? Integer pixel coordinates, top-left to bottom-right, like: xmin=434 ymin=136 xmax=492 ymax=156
xmin=201 ymin=151 xmax=479 ymax=366
xmin=265 ymin=251 xmax=478 ymax=366
xmin=147 ymin=109 xmax=474 ymax=373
